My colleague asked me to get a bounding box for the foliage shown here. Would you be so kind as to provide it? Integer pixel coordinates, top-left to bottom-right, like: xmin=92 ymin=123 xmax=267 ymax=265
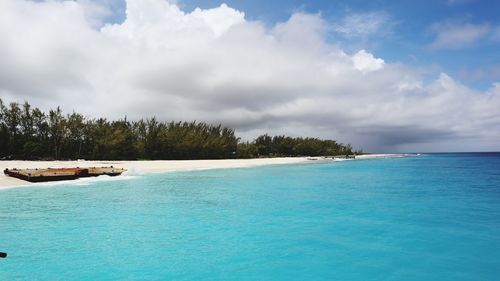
xmin=0 ymin=99 xmax=354 ymax=160
xmin=238 ymin=134 xmax=353 ymax=158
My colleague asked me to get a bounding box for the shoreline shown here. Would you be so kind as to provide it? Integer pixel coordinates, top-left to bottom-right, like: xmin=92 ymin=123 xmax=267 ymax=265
xmin=0 ymin=154 xmax=408 ymax=189
xmin=0 ymin=158 xmax=309 ymax=189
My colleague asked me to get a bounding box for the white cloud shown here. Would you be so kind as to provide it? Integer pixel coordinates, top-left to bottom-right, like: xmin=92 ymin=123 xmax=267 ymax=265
xmin=190 ymin=4 xmax=245 ymax=37
xmin=352 ymin=50 xmax=384 ymax=73
xmin=332 ymin=12 xmax=393 ymax=39
xmin=77 ymin=0 xmax=112 ymax=28
xmin=457 ymin=65 xmax=500 ymax=83
xmin=0 ymin=0 xmax=499 ymax=152
xmin=429 ymin=21 xmax=490 ymax=49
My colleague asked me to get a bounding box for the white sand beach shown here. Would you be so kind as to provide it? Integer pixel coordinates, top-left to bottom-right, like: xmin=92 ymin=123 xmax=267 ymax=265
xmin=0 ymin=157 xmax=309 ymax=189
xmin=0 ymin=154 xmax=410 ymax=189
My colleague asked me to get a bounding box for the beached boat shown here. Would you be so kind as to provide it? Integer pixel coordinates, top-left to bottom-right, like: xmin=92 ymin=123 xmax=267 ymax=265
xmin=3 ymin=166 xmax=126 ymax=183
xmin=85 ymin=166 xmax=126 ymax=177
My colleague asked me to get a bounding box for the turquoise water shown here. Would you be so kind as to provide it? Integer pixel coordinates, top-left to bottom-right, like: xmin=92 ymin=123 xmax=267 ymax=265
xmin=1 ymin=153 xmax=500 ymax=280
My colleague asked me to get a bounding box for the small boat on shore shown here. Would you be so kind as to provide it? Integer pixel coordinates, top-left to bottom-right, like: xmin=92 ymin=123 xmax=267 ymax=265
xmin=3 ymin=166 xmax=126 ymax=183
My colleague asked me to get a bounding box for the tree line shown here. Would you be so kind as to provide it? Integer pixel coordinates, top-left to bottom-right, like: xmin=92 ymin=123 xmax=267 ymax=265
xmin=0 ymin=99 xmax=355 ymax=160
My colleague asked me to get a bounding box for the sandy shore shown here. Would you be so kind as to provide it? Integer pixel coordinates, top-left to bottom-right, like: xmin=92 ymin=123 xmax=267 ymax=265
xmin=0 ymin=157 xmax=309 ymax=189
xmin=0 ymin=154 xmax=412 ymax=189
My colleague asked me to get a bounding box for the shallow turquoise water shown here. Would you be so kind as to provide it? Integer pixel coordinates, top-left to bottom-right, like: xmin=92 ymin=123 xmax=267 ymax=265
xmin=1 ymin=154 xmax=500 ymax=280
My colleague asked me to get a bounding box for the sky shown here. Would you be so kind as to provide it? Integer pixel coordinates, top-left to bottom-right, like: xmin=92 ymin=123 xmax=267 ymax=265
xmin=0 ymin=0 xmax=499 ymax=152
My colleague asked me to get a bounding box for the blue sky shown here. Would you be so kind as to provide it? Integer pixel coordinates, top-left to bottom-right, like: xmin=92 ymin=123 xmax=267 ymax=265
xmin=102 ymin=0 xmax=500 ymax=90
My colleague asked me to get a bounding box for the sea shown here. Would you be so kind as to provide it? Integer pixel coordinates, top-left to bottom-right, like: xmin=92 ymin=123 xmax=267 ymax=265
xmin=1 ymin=153 xmax=500 ymax=280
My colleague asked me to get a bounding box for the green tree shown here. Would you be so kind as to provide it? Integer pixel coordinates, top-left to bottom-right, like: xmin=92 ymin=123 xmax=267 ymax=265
xmin=48 ymin=107 xmax=68 ymax=160
xmin=0 ymin=100 xmax=356 ymax=160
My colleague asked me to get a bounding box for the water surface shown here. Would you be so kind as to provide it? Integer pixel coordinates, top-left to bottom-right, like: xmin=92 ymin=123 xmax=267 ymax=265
xmin=1 ymin=153 xmax=500 ymax=280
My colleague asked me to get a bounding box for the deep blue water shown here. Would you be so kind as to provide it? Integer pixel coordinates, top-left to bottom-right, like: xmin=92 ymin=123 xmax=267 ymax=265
xmin=1 ymin=153 xmax=500 ymax=280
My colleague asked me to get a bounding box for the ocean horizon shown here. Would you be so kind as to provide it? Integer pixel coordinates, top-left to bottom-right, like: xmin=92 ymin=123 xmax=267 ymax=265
xmin=1 ymin=153 xmax=500 ymax=280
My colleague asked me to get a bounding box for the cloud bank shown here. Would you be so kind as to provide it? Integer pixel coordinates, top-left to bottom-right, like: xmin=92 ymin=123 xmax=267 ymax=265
xmin=0 ymin=0 xmax=499 ymax=152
